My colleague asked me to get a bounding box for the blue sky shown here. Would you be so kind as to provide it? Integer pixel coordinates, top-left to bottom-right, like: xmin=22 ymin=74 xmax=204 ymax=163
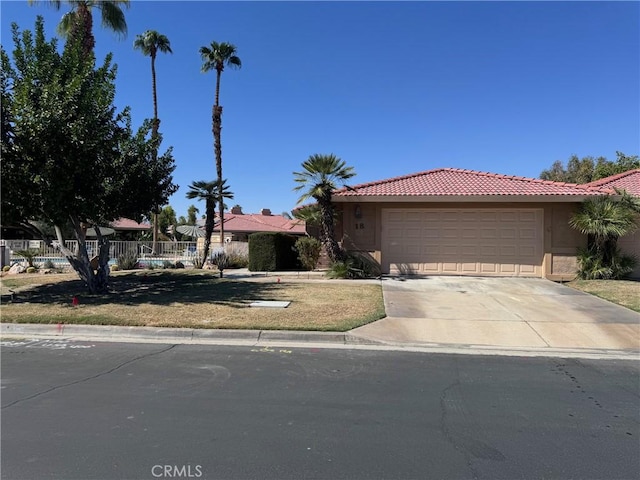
xmin=2 ymin=1 xmax=639 ymax=219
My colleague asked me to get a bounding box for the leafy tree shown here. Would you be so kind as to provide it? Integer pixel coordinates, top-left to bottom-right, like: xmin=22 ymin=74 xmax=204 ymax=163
xmin=157 ymin=205 xmax=176 ymax=236
xmin=294 ymin=236 xmax=322 ymax=271
xmin=28 ymin=0 xmax=129 ymax=56
xmin=134 ymin=30 xmax=172 ymax=254
xmin=199 ymin=41 xmax=241 ymax=247
xmin=540 ymin=152 xmax=639 ymax=183
xmin=187 ymin=205 xmax=199 ymax=225
xmin=186 ymin=179 xmax=234 ymax=267
xmin=1 ymin=18 xmax=177 ymax=293
xmin=569 ymin=192 xmax=640 ymax=279
xmin=293 ymin=154 xmax=355 ymax=263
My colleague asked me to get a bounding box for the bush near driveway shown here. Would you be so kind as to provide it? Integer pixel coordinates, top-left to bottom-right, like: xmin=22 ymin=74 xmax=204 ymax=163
xmin=0 ymin=270 xmax=385 ymax=331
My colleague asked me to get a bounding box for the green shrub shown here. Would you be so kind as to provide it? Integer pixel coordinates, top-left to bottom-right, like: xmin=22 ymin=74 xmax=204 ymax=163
xmin=174 ymin=261 xmax=185 ymax=269
xmin=117 ymin=249 xmax=138 ymax=270
xmin=294 ymin=236 xmax=322 ymax=271
xmin=576 ymin=247 xmax=637 ymax=280
xmin=43 ymin=259 xmax=56 ymax=269
xmin=326 ymin=252 xmax=381 ymax=279
xmin=15 ymin=249 xmax=40 ymax=268
xmin=26 ymin=266 xmax=37 ymax=274
xmin=2 ymin=265 xmax=11 ymax=272
xmin=162 ymin=260 xmax=174 ymax=269
xmin=248 ymin=233 xmax=299 ymax=271
xmin=192 ymin=255 xmax=205 ymax=269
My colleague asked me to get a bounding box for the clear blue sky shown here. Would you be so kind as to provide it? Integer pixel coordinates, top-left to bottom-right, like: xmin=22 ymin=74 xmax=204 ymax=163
xmin=2 ymin=1 xmax=639 ymax=220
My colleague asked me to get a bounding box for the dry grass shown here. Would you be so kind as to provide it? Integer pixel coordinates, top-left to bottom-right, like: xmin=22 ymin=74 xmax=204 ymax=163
xmin=567 ymin=279 xmax=640 ymax=312
xmin=0 ymin=270 xmax=385 ymax=331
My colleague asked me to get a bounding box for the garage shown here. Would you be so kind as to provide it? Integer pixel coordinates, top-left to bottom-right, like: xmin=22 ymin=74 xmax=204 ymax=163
xmin=381 ymin=208 xmax=544 ymax=277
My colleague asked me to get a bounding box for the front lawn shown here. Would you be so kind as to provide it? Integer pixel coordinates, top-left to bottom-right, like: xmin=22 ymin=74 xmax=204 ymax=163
xmin=566 ymin=279 xmax=640 ymax=312
xmin=0 ymin=270 xmax=385 ymax=331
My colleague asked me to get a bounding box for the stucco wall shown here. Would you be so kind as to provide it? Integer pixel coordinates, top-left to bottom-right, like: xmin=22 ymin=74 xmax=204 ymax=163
xmin=335 ymin=201 xmax=586 ymax=280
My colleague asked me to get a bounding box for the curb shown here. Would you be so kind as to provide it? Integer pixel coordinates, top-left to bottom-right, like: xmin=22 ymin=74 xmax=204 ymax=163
xmin=2 ymin=323 xmax=639 ymax=360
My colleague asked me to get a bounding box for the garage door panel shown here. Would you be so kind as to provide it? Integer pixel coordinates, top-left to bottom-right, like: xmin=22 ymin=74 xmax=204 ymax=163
xmin=382 ymin=208 xmax=543 ymax=277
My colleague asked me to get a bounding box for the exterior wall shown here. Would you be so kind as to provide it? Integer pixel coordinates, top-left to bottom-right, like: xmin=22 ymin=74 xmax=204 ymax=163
xmin=618 ymin=214 xmax=640 ymax=279
xmin=336 ymin=201 xmax=586 ymax=280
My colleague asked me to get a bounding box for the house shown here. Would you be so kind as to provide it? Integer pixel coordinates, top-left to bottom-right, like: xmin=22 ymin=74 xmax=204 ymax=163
xmin=110 ymin=218 xmax=151 ymax=239
xmin=331 ymin=167 xmax=617 ymax=280
xmin=197 ymin=207 xmax=306 ymax=246
xmin=584 ymin=169 xmax=640 ymax=278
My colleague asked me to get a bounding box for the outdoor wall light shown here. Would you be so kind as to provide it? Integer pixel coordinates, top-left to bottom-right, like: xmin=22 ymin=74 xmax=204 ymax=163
xmin=354 ymin=205 xmax=362 ymax=219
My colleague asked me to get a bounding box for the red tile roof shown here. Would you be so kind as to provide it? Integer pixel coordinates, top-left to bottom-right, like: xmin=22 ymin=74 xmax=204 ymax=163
xmin=213 ymin=213 xmax=306 ymax=234
xmin=110 ymin=218 xmax=151 ymax=230
xmin=333 ymin=168 xmax=610 ymax=198
xmin=583 ymin=169 xmax=640 ymax=196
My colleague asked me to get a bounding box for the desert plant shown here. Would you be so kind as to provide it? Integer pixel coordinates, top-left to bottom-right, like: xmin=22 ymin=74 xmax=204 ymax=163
xmin=192 ymin=254 xmax=205 ymax=269
xmin=110 ymin=264 xmax=120 ymax=272
xmin=15 ymin=249 xmax=40 ymax=268
xmin=43 ymin=258 xmax=56 ymax=269
xmin=575 ymin=247 xmax=637 ymax=280
xmin=174 ymin=261 xmax=185 ymax=269
xmin=211 ymin=251 xmax=230 ymax=278
xmin=2 ymin=265 xmax=10 ymax=272
xmin=117 ymin=249 xmax=139 ymax=270
xmin=295 ymin=236 xmax=322 ymax=271
xmin=326 ymin=252 xmax=381 ymax=279
xmin=26 ymin=266 xmax=37 ymax=274
xmin=162 ymin=260 xmax=174 ymax=269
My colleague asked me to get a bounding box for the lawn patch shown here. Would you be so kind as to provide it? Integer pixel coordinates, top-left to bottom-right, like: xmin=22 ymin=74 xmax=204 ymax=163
xmin=566 ymin=279 xmax=640 ymax=312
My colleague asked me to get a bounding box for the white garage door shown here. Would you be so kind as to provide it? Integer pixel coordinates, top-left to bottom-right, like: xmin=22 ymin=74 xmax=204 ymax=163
xmin=382 ymin=208 xmax=544 ymax=277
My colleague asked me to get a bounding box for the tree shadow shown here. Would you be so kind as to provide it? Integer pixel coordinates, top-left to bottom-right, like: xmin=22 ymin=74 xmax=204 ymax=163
xmin=7 ymin=271 xmax=290 ymax=308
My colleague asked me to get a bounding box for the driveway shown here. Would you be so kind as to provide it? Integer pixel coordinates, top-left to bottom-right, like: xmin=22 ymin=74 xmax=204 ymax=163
xmin=350 ymin=277 xmax=640 ymax=352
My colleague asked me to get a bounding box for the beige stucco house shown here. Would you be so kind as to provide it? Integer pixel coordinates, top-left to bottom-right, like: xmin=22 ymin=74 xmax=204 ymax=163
xmin=331 ymin=168 xmax=638 ymax=281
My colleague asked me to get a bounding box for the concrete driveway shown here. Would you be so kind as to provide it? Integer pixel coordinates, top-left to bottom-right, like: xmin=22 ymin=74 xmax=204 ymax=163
xmin=350 ymin=277 xmax=640 ymax=353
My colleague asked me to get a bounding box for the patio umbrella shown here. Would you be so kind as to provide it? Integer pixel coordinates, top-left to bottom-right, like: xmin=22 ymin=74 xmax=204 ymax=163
xmin=86 ymin=226 xmax=115 ymax=237
xmin=176 ymin=225 xmax=206 ymax=238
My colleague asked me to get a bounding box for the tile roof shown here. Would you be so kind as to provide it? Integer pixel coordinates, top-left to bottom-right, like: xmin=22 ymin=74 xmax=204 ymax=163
xmin=213 ymin=213 xmax=306 ymax=234
xmin=110 ymin=218 xmax=151 ymax=230
xmin=333 ymin=168 xmax=610 ymax=198
xmin=583 ymin=169 xmax=640 ymax=196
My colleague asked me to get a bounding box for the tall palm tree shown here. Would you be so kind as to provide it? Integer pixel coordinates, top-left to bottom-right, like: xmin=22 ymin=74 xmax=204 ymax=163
xmin=29 ymin=0 xmax=130 ymax=56
xmin=134 ymin=30 xmax=172 ymax=255
xmin=186 ymin=179 xmax=234 ymax=267
xmin=199 ymin=41 xmax=241 ymax=247
xmin=293 ymin=154 xmax=356 ymax=263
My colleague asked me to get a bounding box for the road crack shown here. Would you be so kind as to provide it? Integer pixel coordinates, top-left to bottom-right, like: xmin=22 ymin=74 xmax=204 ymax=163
xmin=2 ymin=344 xmax=177 ymax=409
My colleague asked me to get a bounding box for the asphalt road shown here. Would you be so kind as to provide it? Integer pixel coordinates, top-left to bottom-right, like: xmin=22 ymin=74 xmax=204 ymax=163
xmin=1 ymin=339 xmax=639 ymax=480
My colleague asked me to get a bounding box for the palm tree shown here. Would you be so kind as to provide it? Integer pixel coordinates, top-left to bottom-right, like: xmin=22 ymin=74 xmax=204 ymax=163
xmin=186 ymin=179 xmax=234 ymax=267
xmin=199 ymin=41 xmax=241 ymax=247
xmin=134 ymin=30 xmax=172 ymax=255
xmin=29 ymin=1 xmax=130 ymax=56
xmin=293 ymin=154 xmax=356 ymax=263
xmin=569 ymin=193 xmax=639 ymax=278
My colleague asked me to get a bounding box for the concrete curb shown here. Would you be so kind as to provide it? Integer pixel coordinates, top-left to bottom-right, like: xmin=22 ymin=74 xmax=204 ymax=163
xmin=2 ymin=323 xmax=639 ymax=360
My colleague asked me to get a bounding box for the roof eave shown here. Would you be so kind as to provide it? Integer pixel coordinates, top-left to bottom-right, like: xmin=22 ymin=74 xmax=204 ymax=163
xmin=332 ymin=194 xmax=603 ymax=203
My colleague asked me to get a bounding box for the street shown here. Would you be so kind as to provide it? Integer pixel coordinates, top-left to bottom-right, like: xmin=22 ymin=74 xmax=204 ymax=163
xmin=1 ymin=339 xmax=639 ymax=480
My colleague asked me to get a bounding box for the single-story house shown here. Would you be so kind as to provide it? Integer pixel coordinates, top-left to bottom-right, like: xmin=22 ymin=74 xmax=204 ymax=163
xmin=584 ymin=169 xmax=640 ymax=278
xmin=197 ymin=207 xmax=306 ymax=246
xmin=330 ymin=167 xmax=635 ymax=281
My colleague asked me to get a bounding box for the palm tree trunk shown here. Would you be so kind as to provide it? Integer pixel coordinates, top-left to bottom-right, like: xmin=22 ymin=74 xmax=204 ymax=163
xmin=319 ymin=196 xmax=344 ymax=263
xmin=201 ymin=201 xmax=216 ymax=267
xmin=151 ymin=53 xmax=159 ymax=255
xmin=74 ymin=3 xmax=95 ymax=57
xmin=213 ymin=105 xmax=224 ymax=246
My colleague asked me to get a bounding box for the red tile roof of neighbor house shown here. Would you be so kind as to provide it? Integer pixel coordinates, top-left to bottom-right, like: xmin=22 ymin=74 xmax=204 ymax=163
xmin=110 ymin=218 xmax=151 ymax=230
xmin=213 ymin=213 xmax=306 ymax=234
xmin=333 ymin=168 xmax=611 ymax=198
xmin=583 ymin=169 xmax=640 ymax=196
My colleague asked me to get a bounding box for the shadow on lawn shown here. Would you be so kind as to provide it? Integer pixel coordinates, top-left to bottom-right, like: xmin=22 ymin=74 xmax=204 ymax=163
xmin=8 ymin=271 xmax=292 ymax=308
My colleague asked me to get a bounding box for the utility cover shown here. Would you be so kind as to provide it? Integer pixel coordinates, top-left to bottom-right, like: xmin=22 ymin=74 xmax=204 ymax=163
xmin=249 ymin=301 xmax=291 ymax=308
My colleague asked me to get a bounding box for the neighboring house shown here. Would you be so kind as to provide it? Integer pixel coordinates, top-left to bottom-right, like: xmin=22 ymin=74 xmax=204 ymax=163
xmin=110 ymin=218 xmax=152 ymax=239
xmin=197 ymin=207 xmax=306 ymax=246
xmin=583 ymin=169 xmax=640 ymax=278
xmin=331 ymin=167 xmax=614 ymax=280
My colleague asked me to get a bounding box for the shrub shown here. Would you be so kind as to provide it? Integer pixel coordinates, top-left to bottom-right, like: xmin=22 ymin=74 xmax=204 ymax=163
xmin=326 ymin=252 xmax=381 ymax=279
xmin=248 ymin=233 xmax=299 ymax=271
xmin=26 ymin=266 xmax=37 ymax=274
xmin=15 ymin=249 xmax=40 ymax=268
xmin=576 ymin=247 xmax=637 ymax=280
xmin=174 ymin=261 xmax=185 ymax=269
xmin=224 ymin=242 xmax=249 ymax=268
xmin=162 ymin=260 xmax=174 ymax=269
xmin=295 ymin=236 xmax=322 ymax=271
xmin=117 ymin=249 xmax=139 ymax=270
xmin=211 ymin=251 xmax=231 ymax=278
xmin=192 ymin=255 xmax=205 ymax=269
xmin=2 ymin=265 xmax=10 ymax=272
xmin=43 ymin=259 xmax=56 ymax=269
xmin=110 ymin=264 xmax=120 ymax=272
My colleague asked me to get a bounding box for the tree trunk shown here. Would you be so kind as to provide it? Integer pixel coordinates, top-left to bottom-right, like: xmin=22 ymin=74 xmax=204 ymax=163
xmin=55 ymin=217 xmax=110 ymax=294
xmin=73 ymin=3 xmax=95 ymax=57
xmin=213 ymin=104 xmax=224 ymax=246
xmin=318 ymin=196 xmax=344 ymax=263
xmin=151 ymin=53 xmax=159 ymax=256
xmin=201 ymin=200 xmax=216 ymax=268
